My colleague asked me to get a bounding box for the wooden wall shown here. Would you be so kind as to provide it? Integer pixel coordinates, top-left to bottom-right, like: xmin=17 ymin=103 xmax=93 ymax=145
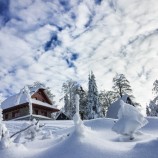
xmin=31 ymin=89 xmax=52 ymax=105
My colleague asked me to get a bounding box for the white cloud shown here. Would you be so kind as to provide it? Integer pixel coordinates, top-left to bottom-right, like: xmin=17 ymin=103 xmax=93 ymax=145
xmin=1 ymin=0 xmax=158 ymax=110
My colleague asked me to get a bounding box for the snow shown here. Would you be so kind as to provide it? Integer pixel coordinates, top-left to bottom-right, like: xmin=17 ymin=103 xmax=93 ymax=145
xmin=112 ymin=100 xmax=148 ymax=139
xmin=73 ymin=94 xmax=89 ymax=136
xmin=1 ymin=93 xmax=28 ymax=110
xmin=0 ymin=117 xmax=157 ymax=158
xmin=107 ymin=94 xmax=129 ymax=119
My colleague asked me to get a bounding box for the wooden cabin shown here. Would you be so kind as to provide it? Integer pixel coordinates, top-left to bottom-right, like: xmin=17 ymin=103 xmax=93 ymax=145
xmin=1 ymin=87 xmax=59 ymax=120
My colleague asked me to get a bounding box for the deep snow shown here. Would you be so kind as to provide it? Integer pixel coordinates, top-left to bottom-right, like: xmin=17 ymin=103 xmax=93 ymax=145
xmin=0 ymin=117 xmax=158 ymax=158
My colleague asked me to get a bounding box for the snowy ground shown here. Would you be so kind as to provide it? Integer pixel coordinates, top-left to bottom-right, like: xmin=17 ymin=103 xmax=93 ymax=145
xmin=1 ymin=117 xmax=158 ymax=158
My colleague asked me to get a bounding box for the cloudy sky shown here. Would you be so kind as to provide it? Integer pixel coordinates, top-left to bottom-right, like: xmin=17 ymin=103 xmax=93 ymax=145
xmin=0 ymin=0 xmax=158 ymax=109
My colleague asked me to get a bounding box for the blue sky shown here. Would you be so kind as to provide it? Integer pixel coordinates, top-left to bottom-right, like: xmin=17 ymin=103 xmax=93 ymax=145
xmin=0 ymin=0 xmax=158 ymax=109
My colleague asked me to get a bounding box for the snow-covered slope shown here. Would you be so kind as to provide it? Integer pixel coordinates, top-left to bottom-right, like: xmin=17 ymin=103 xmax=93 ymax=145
xmin=1 ymin=117 xmax=158 ymax=158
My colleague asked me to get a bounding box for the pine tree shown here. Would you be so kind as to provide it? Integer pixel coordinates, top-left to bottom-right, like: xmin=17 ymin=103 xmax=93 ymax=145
xmin=64 ymin=94 xmax=69 ymax=115
xmin=147 ymin=100 xmax=158 ymax=116
xmin=78 ymin=88 xmax=88 ymax=120
xmin=153 ymin=80 xmax=158 ymax=95
xmin=146 ymin=105 xmax=150 ymax=116
xmin=147 ymin=79 xmax=158 ymax=116
xmin=87 ymin=71 xmax=101 ymax=119
xmin=152 ymin=80 xmax=158 ymax=104
xmin=112 ymin=73 xmax=133 ymax=98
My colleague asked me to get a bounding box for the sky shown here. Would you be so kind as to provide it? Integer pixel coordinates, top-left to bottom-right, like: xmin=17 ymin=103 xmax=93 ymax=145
xmin=0 ymin=0 xmax=158 ymax=109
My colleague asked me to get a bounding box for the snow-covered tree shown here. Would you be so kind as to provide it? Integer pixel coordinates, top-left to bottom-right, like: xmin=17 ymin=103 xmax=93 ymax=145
xmin=99 ymin=90 xmax=118 ymax=116
xmin=62 ymin=80 xmax=78 ymax=119
xmin=151 ymin=79 xmax=158 ymax=105
xmin=63 ymin=94 xmax=69 ymax=115
xmin=87 ymin=71 xmax=101 ymax=119
xmin=152 ymin=80 xmax=158 ymax=95
xmin=112 ymin=100 xmax=148 ymax=140
xmin=147 ymin=80 xmax=158 ymax=116
xmin=78 ymin=88 xmax=88 ymax=120
xmin=112 ymin=74 xmax=133 ymax=98
xmin=147 ymin=100 xmax=158 ymax=116
xmin=146 ymin=105 xmax=150 ymax=116
xmin=24 ymin=118 xmax=40 ymax=141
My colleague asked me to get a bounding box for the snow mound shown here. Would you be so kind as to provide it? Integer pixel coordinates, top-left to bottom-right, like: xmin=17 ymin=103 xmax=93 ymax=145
xmin=1 ymin=118 xmax=158 ymax=158
xmin=131 ymin=138 xmax=158 ymax=158
xmin=0 ymin=144 xmax=27 ymax=158
xmin=112 ymin=100 xmax=148 ymax=140
xmin=36 ymin=126 xmax=125 ymax=158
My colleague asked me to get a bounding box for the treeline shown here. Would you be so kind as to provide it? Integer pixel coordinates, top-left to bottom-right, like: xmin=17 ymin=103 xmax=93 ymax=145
xmin=61 ymin=72 xmax=138 ymax=120
xmin=17 ymin=74 xmax=158 ymax=119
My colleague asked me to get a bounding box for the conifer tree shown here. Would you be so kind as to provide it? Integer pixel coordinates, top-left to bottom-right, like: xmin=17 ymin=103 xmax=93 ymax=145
xmin=147 ymin=79 xmax=158 ymax=116
xmin=78 ymin=88 xmax=88 ymax=120
xmin=147 ymin=101 xmax=158 ymax=116
xmin=87 ymin=71 xmax=101 ymax=119
xmin=152 ymin=79 xmax=158 ymax=104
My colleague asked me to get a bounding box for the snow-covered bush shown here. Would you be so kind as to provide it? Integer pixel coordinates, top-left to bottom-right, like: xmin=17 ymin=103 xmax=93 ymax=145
xmin=24 ymin=118 xmax=40 ymax=141
xmin=112 ymin=100 xmax=148 ymax=140
xmin=0 ymin=106 xmax=12 ymax=149
xmin=42 ymin=130 xmax=53 ymax=139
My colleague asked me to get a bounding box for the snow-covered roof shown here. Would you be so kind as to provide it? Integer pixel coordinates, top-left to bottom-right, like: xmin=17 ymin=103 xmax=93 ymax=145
xmin=1 ymin=93 xmax=28 ymax=110
xmin=1 ymin=86 xmax=56 ymax=110
xmin=106 ymin=94 xmax=129 ymax=119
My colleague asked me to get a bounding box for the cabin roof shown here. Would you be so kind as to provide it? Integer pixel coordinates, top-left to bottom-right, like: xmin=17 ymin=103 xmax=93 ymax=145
xmin=1 ymin=87 xmax=56 ymax=110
